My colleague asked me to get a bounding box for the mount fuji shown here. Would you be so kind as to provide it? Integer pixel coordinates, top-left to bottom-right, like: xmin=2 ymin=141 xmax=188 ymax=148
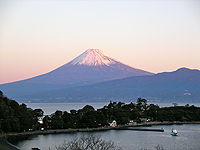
xmin=0 ymin=49 xmax=153 ymax=100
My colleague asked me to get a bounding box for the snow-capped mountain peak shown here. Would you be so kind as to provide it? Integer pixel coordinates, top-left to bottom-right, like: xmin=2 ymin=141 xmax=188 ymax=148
xmin=70 ymin=49 xmax=118 ymax=66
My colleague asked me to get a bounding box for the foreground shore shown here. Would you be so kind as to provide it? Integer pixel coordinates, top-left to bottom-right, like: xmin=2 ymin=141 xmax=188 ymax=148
xmin=1 ymin=121 xmax=200 ymax=150
xmin=0 ymin=137 xmax=20 ymax=150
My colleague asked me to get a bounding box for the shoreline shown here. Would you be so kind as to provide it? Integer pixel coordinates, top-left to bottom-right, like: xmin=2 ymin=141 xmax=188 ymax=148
xmin=0 ymin=137 xmax=20 ymax=150
xmin=2 ymin=121 xmax=200 ymax=139
xmin=1 ymin=121 xmax=200 ymax=150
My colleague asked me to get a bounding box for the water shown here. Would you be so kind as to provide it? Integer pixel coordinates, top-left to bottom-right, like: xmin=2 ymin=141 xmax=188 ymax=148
xmin=26 ymin=102 xmax=200 ymax=115
xmin=11 ymin=124 xmax=200 ymax=150
xmin=15 ymin=102 xmax=200 ymax=149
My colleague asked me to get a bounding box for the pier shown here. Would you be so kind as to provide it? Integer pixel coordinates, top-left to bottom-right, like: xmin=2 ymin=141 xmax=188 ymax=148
xmin=115 ymin=127 xmax=164 ymax=132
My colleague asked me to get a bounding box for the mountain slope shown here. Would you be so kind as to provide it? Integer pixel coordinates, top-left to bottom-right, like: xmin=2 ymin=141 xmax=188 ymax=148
xmin=28 ymin=68 xmax=200 ymax=103
xmin=26 ymin=49 xmax=153 ymax=84
xmin=0 ymin=49 xmax=153 ymax=99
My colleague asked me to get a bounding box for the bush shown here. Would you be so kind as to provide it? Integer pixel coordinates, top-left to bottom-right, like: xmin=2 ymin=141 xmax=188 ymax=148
xmin=56 ymin=134 xmax=122 ymax=150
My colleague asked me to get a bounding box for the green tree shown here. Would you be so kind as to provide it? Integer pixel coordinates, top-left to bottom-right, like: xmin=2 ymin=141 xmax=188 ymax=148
xmin=0 ymin=91 xmax=45 ymax=133
xmin=146 ymin=104 xmax=159 ymax=121
xmin=33 ymin=109 xmax=44 ymax=117
xmin=96 ymin=109 xmax=107 ymax=126
xmin=43 ymin=115 xmax=51 ymax=129
xmin=51 ymin=115 xmax=63 ymax=129
xmin=137 ymin=98 xmax=148 ymax=112
xmin=62 ymin=111 xmax=72 ymax=129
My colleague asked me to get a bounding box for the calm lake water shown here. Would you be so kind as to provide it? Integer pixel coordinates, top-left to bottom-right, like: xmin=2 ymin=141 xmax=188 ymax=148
xmin=13 ymin=102 xmax=200 ymax=150
xmin=26 ymin=102 xmax=200 ymax=115
xmin=11 ymin=124 xmax=200 ymax=150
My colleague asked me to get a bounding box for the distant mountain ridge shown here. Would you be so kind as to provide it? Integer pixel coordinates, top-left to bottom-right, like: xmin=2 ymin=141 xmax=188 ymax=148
xmin=25 ymin=67 xmax=200 ymax=103
xmin=0 ymin=49 xmax=153 ymax=100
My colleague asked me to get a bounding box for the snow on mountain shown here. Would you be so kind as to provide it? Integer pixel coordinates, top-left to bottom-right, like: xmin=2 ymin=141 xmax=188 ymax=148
xmin=70 ymin=49 xmax=118 ymax=66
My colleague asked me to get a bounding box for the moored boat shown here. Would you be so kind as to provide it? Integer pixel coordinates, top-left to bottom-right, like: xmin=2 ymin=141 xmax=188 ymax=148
xmin=171 ymin=128 xmax=178 ymax=136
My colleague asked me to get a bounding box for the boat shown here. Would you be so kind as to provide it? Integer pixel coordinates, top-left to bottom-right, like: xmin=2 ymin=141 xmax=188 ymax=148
xmin=171 ymin=128 xmax=178 ymax=136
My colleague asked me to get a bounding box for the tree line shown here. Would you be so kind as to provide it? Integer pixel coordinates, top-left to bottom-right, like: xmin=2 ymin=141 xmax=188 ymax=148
xmin=45 ymin=98 xmax=200 ymax=130
xmin=0 ymin=90 xmax=44 ymax=133
xmin=1 ymin=90 xmax=200 ymax=133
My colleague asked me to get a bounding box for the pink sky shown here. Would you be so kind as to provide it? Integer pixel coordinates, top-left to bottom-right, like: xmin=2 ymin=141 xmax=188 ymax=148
xmin=0 ymin=1 xmax=200 ymax=84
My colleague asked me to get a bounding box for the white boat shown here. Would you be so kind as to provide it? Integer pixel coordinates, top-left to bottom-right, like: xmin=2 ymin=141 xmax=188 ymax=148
xmin=171 ymin=128 xmax=178 ymax=136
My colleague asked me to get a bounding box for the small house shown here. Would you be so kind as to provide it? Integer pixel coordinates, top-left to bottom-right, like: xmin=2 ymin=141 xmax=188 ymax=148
xmin=109 ymin=120 xmax=117 ymax=127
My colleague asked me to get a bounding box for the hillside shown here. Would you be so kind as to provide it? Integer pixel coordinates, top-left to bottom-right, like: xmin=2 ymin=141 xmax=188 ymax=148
xmin=0 ymin=90 xmax=43 ymax=133
xmin=26 ymin=68 xmax=200 ymax=103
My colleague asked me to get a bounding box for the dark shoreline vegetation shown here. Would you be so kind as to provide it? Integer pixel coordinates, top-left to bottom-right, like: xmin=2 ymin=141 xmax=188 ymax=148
xmin=1 ymin=90 xmax=200 ymax=135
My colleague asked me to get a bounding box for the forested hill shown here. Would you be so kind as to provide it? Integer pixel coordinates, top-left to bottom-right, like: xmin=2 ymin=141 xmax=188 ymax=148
xmin=0 ymin=90 xmax=44 ymax=133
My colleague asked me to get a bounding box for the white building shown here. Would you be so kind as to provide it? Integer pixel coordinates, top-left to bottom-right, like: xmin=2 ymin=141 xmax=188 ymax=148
xmin=38 ymin=117 xmax=43 ymax=124
xmin=109 ymin=120 xmax=117 ymax=127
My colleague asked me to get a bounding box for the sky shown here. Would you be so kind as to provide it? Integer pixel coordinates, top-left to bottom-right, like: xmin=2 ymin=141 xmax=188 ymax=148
xmin=0 ymin=0 xmax=200 ymax=84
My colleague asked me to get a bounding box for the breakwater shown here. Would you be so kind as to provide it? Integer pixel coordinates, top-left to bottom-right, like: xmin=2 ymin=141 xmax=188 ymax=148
xmin=115 ymin=127 xmax=164 ymax=132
